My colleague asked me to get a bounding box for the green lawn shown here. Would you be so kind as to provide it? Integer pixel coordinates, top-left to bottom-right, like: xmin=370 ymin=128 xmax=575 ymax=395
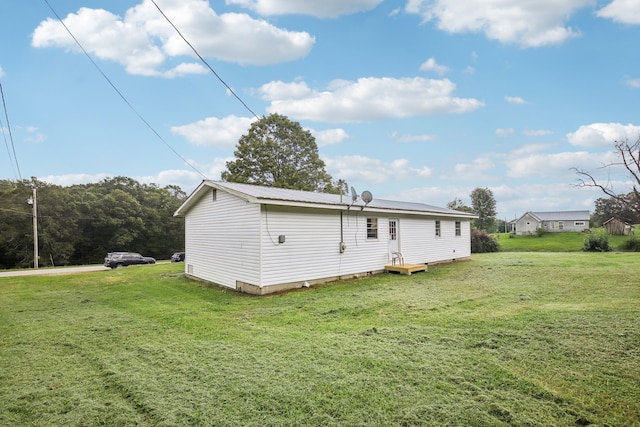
xmin=1 ymin=254 xmax=639 ymax=426
xmin=495 ymin=228 xmax=638 ymax=252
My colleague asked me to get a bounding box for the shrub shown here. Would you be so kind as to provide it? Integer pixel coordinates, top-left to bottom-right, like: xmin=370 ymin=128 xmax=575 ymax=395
xmin=471 ymin=230 xmax=500 ymax=253
xmin=535 ymin=227 xmax=547 ymax=237
xmin=618 ymin=237 xmax=640 ymax=252
xmin=582 ymin=231 xmax=611 ymax=252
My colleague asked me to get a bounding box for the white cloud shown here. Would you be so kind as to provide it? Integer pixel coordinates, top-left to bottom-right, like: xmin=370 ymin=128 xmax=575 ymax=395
xmin=226 ymin=0 xmax=383 ymax=17
xmin=31 ymin=0 xmax=315 ymax=76
xmin=567 ymin=122 xmax=640 ymax=148
xmin=308 ymin=128 xmax=349 ymax=147
xmin=450 ymin=157 xmax=495 ymax=180
xmin=419 ymin=57 xmax=449 ymax=75
xmin=505 ymin=95 xmax=527 ymax=104
xmin=405 ymin=0 xmax=591 ymax=47
xmin=391 ymin=131 xmax=437 ymax=143
xmin=506 ymin=151 xmax=616 ymax=178
xmin=261 ymin=77 xmax=483 ymax=123
xmin=523 ymin=129 xmax=552 ymax=137
xmin=626 ymin=78 xmax=640 ymax=88
xmin=597 ymin=0 xmax=640 ymax=24
xmin=171 ymin=115 xmax=256 ymax=148
xmin=325 ymin=155 xmax=432 ymax=184
xmin=495 ymin=128 xmax=514 ymax=137
xmin=42 ymin=173 xmax=110 ymax=187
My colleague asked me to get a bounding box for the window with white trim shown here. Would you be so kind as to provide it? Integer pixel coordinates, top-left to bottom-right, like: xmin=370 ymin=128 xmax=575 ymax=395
xmin=435 ymin=220 xmax=441 ymax=237
xmin=575 ymin=221 xmax=585 ymax=226
xmin=455 ymin=221 xmax=461 ymax=236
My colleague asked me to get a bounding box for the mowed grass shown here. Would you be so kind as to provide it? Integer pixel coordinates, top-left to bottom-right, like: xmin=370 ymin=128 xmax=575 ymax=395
xmin=1 ymin=254 xmax=639 ymax=426
xmin=495 ymin=229 xmax=638 ymax=252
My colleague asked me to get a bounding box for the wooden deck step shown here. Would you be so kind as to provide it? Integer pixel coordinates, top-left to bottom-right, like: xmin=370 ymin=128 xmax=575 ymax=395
xmin=385 ymin=263 xmax=428 ymax=275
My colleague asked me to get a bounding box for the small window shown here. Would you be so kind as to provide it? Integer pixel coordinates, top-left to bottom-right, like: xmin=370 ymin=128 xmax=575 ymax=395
xmin=575 ymin=221 xmax=585 ymax=226
xmin=455 ymin=221 xmax=461 ymax=237
xmin=212 ymin=189 xmax=217 ymax=201
xmin=389 ymin=220 xmax=397 ymax=240
xmin=367 ymin=218 xmax=378 ymax=239
xmin=435 ymin=220 xmax=441 ymax=237
xmin=558 ymin=221 xmax=564 ymax=230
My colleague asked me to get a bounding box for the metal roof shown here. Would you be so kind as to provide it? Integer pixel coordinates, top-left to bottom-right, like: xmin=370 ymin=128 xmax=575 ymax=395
xmin=175 ymin=180 xmax=476 ymax=218
xmin=514 ymin=210 xmax=590 ymax=222
xmin=531 ymin=211 xmax=590 ymax=221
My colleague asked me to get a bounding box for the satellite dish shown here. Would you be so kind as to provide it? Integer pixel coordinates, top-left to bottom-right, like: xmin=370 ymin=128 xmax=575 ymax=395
xmin=361 ymin=190 xmax=373 ymax=204
xmin=350 ymin=186 xmax=358 ymax=202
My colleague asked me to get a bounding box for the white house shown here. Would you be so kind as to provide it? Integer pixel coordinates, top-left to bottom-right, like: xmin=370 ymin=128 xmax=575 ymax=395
xmin=512 ymin=211 xmax=590 ymax=235
xmin=174 ymin=181 xmax=476 ymax=295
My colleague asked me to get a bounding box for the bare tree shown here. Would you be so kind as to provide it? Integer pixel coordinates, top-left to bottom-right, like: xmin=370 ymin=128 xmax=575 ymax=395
xmin=573 ymin=137 xmax=640 ymax=216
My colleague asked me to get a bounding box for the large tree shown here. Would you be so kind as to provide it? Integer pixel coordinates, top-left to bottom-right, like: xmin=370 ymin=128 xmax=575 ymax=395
xmin=222 ymin=113 xmax=336 ymax=192
xmin=573 ymin=137 xmax=640 ymax=218
xmin=470 ymin=187 xmax=497 ymax=232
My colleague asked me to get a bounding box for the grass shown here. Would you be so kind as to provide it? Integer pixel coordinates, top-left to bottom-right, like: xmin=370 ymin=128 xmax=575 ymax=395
xmin=495 ymin=228 xmax=639 ymax=252
xmin=1 ymin=254 xmax=639 ymax=426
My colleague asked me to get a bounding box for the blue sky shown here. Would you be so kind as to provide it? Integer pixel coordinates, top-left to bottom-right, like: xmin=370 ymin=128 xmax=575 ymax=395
xmin=1 ymin=0 xmax=639 ymax=219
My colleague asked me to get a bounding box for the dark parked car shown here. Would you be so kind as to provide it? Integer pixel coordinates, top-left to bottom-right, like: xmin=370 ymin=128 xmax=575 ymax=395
xmin=104 ymin=252 xmax=156 ymax=269
xmin=171 ymin=252 xmax=185 ymax=262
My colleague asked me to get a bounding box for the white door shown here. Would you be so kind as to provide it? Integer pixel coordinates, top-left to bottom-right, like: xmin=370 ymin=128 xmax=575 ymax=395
xmin=388 ymin=219 xmax=399 ymax=255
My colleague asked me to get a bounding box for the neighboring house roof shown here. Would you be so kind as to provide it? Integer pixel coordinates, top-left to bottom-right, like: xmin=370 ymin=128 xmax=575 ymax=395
xmin=603 ymin=217 xmax=625 ymax=225
xmin=513 ymin=210 xmax=590 ymax=223
xmin=175 ymin=181 xmax=477 ymax=218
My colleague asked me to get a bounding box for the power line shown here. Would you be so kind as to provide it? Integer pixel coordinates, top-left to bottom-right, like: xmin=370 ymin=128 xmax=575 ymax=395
xmin=41 ymin=0 xmax=209 ymax=181
xmin=149 ymin=0 xmax=261 ymax=120
xmin=0 ymin=80 xmax=22 ymax=180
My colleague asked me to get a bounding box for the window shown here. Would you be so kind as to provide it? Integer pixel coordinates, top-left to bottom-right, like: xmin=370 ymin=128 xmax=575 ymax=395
xmin=389 ymin=220 xmax=397 ymax=240
xmin=435 ymin=220 xmax=441 ymax=237
xmin=575 ymin=221 xmax=585 ymax=226
xmin=212 ymin=189 xmax=217 ymax=201
xmin=455 ymin=221 xmax=461 ymax=236
xmin=558 ymin=221 xmax=564 ymax=230
xmin=367 ymin=218 xmax=378 ymax=239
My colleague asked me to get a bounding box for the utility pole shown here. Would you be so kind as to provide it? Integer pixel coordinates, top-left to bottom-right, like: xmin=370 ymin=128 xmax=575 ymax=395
xmin=27 ymin=187 xmax=38 ymax=269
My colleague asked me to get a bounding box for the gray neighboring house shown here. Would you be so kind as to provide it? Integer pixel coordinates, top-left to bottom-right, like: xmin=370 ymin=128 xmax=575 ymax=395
xmin=174 ymin=181 xmax=476 ymax=295
xmin=512 ymin=211 xmax=590 ymax=235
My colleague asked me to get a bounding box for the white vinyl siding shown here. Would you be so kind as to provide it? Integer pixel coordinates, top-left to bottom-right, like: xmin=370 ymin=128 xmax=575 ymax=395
xmin=259 ymin=207 xmax=389 ymax=286
xmin=184 ymin=189 xmax=260 ymax=288
xmin=401 ymin=217 xmax=471 ymax=264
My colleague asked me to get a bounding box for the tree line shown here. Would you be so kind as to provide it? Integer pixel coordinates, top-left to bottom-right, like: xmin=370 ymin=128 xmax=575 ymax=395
xmin=0 ymin=177 xmax=186 ymax=269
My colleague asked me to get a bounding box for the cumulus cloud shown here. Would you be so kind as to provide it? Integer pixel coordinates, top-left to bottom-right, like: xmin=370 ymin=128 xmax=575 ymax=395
xmin=506 ymin=151 xmax=615 ymax=178
xmin=505 ymin=95 xmax=527 ymax=104
xmin=308 ymin=128 xmax=349 ymax=147
xmin=448 ymin=157 xmax=496 ymax=181
xmin=42 ymin=173 xmax=110 ymax=187
xmin=523 ymin=129 xmax=552 ymax=137
xmin=567 ymin=122 xmax=640 ymax=148
xmin=391 ymin=131 xmax=437 ymax=143
xmin=626 ymin=78 xmax=640 ymax=88
xmin=419 ymin=57 xmax=449 ymax=75
xmin=597 ymin=0 xmax=640 ymax=24
xmin=261 ymin=77 xmax=483 ymax=123
xmin=226 ymin=0 xmax=383 ymax=17
xmin=495 ymin=128 xmax=514 ymax=137
xmin=171 ymin=115 xmax=256 ymax=148
xmin=405 ymin=0 xmax=591 ymax=47
xmin=325 ymin=155 xmax=432 ymax=184
xmin=32 ymin=0 xmax=315 ymax=76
